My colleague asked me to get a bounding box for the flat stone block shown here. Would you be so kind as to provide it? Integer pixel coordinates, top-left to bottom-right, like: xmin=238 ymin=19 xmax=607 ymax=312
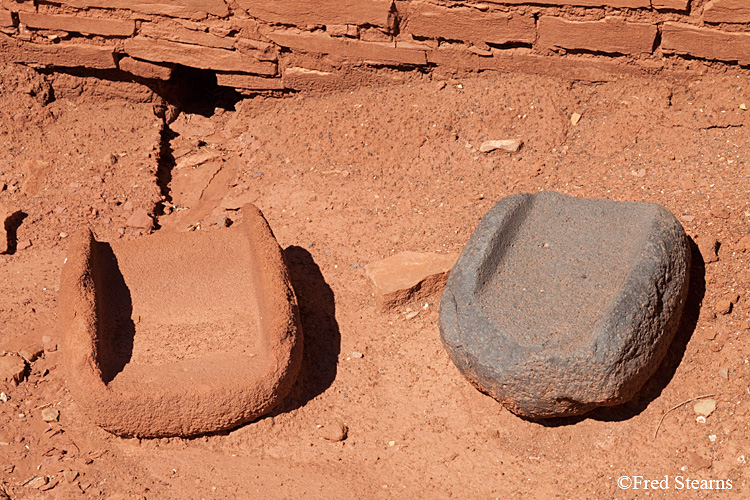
xmin=59 ymin=204 xmax=302 ymax=437
xmin=366 ymin=251 xmax=458 ymax=310
xmin=440 ymin=191 xmax=690 ymax=419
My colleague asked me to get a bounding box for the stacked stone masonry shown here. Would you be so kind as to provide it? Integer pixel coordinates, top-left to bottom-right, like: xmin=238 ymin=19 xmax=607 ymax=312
xmin=1 ymin=0 xmax=750 ymax=92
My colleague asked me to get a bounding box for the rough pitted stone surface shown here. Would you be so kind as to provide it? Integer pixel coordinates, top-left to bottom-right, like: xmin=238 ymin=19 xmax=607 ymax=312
xmin=59 ymin=204 xmax=302 ymax=437
xmin=405 ymin=5 xmax=535 ymax=46
xmin=18 ymin=12 xmax=135 ymax=37
xmin=366 ymin=251 xmax=458 ymax=310
xmin=56 ymin=0 xmax=229 ymax=20
xmin=703 ymin=0 xmax=750 ymax=24
xmin=440 ymin=191 xmax=690 ymax=419
xmin=538 ymin=17 xmax=658 ymax=55
xmin=661 ymin=23 xmax=750 ymax=65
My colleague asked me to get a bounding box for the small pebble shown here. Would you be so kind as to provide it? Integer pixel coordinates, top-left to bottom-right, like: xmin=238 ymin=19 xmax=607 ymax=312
xmin=41 ymin=408 xmax=59 ymax=422
xmin=318 ymin=422 xmax=347 ymax=442
xmin=715 ymin=299 xmax=732 ymax=315
xmin=694 ymin=399 xmax=717 ymax=417
xmin=694 ymin=235 xmax=719 ymax=263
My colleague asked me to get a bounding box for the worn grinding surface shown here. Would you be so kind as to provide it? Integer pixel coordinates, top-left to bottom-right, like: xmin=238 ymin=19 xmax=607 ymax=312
xmin=58 ymin=204 xmax=302 ymax=437
xmin=441 ymin=191 xmax=691 ymax=418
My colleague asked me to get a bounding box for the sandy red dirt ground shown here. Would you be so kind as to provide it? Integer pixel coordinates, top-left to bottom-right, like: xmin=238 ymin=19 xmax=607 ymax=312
xmin=1 ymin=61 xmax=750 ymax=499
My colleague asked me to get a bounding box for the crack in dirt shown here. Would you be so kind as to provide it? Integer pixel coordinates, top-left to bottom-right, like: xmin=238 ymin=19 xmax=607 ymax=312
xmin=154 ymin=118 xmax=178 ymax=228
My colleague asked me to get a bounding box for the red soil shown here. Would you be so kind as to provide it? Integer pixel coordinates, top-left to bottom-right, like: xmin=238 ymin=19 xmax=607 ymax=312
xmin=1 ymin=61 xmax=749 ymax=498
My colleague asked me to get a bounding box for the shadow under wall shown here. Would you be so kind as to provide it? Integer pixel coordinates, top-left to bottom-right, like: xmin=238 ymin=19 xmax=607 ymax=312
xmin=535 ymin=235 xmax=706 ymax=426
xmin=272 ymin=245 xmax=341 ymax=414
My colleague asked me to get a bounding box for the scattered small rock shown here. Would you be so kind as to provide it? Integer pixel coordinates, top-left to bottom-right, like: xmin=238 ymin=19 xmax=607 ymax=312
xmin=365 ymin=251 xmax=459 ymax=310
xmin=570 ymin=112 xmax=582 ymax=126
xmin=715 ymin=299 xmax=732 ymax=315
xmin=18 ymin=343 xmax=43 ymax=362
xmin=211 ymin=215 xmax=230 ymax=228
xmin=404 ymin=310 xmax=420 ymax=320
xmin=736 ymin=234 xmax=750 ymax=253
xmin=685 ymin=451 xmax=712 ymax=471
xmin=694 ymin=235 xmax=719 ymax=263
xmin=318 ymin=422 xmax=347 ymax=442
xmin=718 ymin=367 xmax=729 ymax=379
xmin=478 ymin=139 xmax=523 ymax=153
xmin=42 ymin=335 xmax=58 ymax=353
xmin=0 ymin=354 xmax=28 ymax=387
xmin=26 ymin=476 xmax=48 ymax=489
xmin=350 ymin=351 xmax=364 ymax=359
xmin=41 ymin=408 xmax=59 ymax=422
xmin=104 ymin=153 xmax=118 ymax=166
xmin=63 ymin=470 xmax=79 ymax=483
xmin=175 ymin=150 xmax=219 ymax=170
xmin=710 ymin=207 xmax=730 ymax=219
xmin=17 ymin=239 xmax=32 ymax=251
xmin=694 ymin=399 xmax=717 ymax=417
xmin=125 ymin=209 xmax=153 ymax=231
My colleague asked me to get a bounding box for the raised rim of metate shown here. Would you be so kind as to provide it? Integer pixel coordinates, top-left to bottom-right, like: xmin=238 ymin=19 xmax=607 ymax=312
xmin=440 ymin=191 xmax=690 ymax=419
xmin=59 ymin=204 xmax=302 ymax=437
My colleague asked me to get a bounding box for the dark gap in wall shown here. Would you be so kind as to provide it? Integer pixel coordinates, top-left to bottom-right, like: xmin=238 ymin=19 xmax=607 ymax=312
xmin=562 ymin=48 xmax=629 ymax=58
xmin=652 ymin=27 xmax=662 ymax=53
xmin=486 ymin=41 xmax=534 ymax=50
xmin=164 ymin=65 xmax=242 ymax=116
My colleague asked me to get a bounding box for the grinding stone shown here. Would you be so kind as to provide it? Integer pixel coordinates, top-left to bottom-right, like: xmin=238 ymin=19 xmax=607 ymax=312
xmin=59 ymin=204 xmax=302 ymax=437
xmin=439 ymin=191 xmax=690 ymax=418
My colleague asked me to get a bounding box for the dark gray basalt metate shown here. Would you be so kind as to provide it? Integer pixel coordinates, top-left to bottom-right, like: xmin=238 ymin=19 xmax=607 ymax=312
xmin=439 ymin=191 xmax=690 ymax=419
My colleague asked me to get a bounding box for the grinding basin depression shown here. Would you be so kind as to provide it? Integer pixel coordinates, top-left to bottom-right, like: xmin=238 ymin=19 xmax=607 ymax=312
xmin=440 ymin=191 xmax=690 ymax=419
xmin=59 ymin=205 xmax=302 ymax=437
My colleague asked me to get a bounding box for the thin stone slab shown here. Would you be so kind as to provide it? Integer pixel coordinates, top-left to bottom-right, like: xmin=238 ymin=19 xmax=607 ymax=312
xmin=440 ymin=191 xmax=690 ymax=419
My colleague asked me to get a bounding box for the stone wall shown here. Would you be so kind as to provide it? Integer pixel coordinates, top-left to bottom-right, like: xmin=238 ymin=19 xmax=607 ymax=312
xmin=1 ymin=1 xmax=749 ymax=91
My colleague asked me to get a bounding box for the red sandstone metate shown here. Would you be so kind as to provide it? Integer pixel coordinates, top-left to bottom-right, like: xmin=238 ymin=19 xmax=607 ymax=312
xmin=58 ymin=204 xmax=302 ymax=437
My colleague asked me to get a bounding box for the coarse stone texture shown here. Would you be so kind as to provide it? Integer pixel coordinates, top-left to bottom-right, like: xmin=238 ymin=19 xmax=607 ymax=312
xmin=118 ymin=57 xmax=173 ymax=80
xmin=405 ymin=5 xmax=535 ymax=45
xmin=125 ymin=208 xmax=153 ymax=230
xmin=139 ymin=21 xmax=236 ymax=49
xmin=1 ymin=9 xmax=13 ymax=28
xmin=538 ymin=17 xmax=658 ymax=55
xmin=18 ymin=12 xmax=135 ymax=37
xmin=661 ymin=23 xmax=750 ymax=65
xmin=123 ymin=37 xmax=277 ymax=75
xmin=55 ymin=0 xmax=228 ymax=20
xmin=0 ymin=35 xmax=115 ymax=69
xmin=0 ymin=354 xmax=27 ymax=387
xmin=59 ymin=204 xmax=302 ymax=437
xmin=366 ymin=251 xmax=458 ymax=310
xmin=215 ymin=72 xmax=285 ymax=90
xmin=440 ymin=191 xmax=690 ymax=419
xmin=653 ymin=0 xmax=689 ymax=9
xmin=474 ymin=0 xmax=649 ymax=6
xmin=703 ymin=0 xmax=750 ymax=23
xmin=237 ymin=0 xmax=391 ymax=27
xmin=281 ymin=67 xmax=342 ymax=91
xmin=268 ymin=30 xmax=427 ymax=66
